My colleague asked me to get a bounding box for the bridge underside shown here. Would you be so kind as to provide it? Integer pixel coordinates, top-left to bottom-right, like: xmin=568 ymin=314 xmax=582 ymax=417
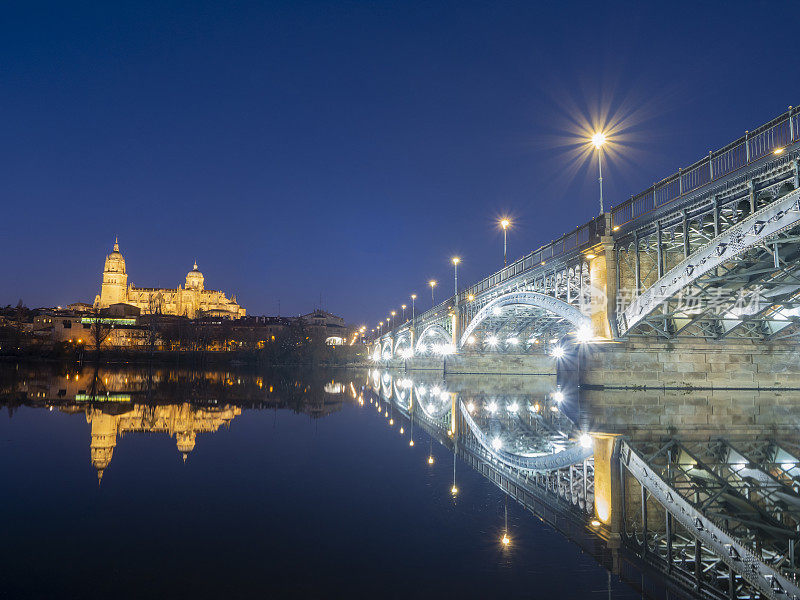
xmin=461 ymin=303 xmax=581 ymax=352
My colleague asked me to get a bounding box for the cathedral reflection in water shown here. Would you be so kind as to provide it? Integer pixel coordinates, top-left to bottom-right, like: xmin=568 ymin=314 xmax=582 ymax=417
xmin=86 ymin=403 xmax=241 ymax=482
xmin=0 ymin=365 xmax=348 ymax=483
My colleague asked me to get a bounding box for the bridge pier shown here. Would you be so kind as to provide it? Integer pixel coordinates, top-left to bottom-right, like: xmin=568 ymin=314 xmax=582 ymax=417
xmin=589 ymin=233 xmax=616 ymax=340
xmin=577 ymin=338 xmax=800 ymax=390
xmin=386 ymin=352 xmax=558 ymax=377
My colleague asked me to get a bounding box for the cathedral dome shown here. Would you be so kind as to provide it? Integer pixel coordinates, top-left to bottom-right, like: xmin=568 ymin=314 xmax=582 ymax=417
xmin=185 ymin=261 xmax=205 ymax=291
xmin=104 ymin=238 xmax=126 ymax=274
xmin=176 ymin=431 xmax=197 ymax=454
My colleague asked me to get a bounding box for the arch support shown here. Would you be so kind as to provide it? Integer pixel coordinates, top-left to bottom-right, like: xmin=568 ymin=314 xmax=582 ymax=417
xmin=415 ymin=324 xmax=453 ymax=355
xmin=618 ymin=188 xmax=800 ymax=335
xmin=393 ymin=330 xmax=413 ymax=357
xmin=459 ymin=291 xmax=591 ymax=348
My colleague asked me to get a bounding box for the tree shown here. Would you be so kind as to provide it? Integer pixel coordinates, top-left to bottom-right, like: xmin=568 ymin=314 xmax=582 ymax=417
xmin=88 ymin=310 xmax=113 ymax=355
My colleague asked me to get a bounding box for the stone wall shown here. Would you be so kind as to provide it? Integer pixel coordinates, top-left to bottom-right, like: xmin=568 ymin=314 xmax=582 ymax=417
xmin=383 ymin=352 xmax=556 ymax=376
xmin=578 ymin=338 xmax=800 ymax=390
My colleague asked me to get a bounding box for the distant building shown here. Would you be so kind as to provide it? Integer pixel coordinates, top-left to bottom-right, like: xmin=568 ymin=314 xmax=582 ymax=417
xmin=300 ymin=310 xmax=349 ymax=345
xmin=94 ymin=239 xmax=245 ymax=319
xmin=67 ymin=302 xmax=93 ymax=313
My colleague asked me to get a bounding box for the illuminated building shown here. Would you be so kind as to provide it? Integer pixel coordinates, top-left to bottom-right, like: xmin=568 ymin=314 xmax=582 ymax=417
xmin=94 ymin=239 xmax=245 ymax=319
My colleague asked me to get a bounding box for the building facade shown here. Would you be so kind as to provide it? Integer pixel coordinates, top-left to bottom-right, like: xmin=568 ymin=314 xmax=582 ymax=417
xmin=94 ymin=239 xmax=245 ymax=319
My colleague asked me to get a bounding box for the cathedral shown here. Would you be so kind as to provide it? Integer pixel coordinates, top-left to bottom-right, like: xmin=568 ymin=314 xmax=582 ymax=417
xmin=94 ymin=239 xmax=246 ymax=319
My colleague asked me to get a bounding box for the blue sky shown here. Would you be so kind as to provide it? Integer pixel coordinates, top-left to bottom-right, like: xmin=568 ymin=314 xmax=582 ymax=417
xmin=2 ymin=1 xmax=799 ymax=327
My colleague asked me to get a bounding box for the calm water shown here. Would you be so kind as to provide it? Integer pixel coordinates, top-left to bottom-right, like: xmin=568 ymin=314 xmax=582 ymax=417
xmin=0 ymin=364 xmax=644 ymax=599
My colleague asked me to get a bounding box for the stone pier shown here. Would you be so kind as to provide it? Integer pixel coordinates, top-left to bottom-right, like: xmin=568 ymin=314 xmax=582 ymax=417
xmin=376 ymin=337 xmax=800 ymax=391
xmin=578 ymin=338 xmax=800 ymax=391
xmin=384 ymin=353 xmax=556 ymax=377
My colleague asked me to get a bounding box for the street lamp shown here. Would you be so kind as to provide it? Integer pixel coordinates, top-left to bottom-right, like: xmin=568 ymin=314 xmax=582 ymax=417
xmin=390 ymin=310 xmax=396 ymax=330
xmin=500 ymin=219 xmax=511 ymax=267
xmin=452 ymin=257 xmax=460 ymax=297
xmin=429 ymin=280 xmax=437 ymax=306
xmin=401 ymin=304 xmax=407 ymax=322
xmin=411 ymin=294 xmax=417 ymax=321
xmin=592 ymin=131 xmax=607 ymax=214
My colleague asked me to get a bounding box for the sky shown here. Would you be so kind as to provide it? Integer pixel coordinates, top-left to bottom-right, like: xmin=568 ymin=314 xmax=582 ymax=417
xmin=2 ymin=1 xmax=800 ymax=328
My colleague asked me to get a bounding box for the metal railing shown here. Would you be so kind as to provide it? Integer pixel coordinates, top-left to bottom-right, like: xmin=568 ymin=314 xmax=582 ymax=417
xmin=455 ymin=215 xmax=605 ymax=305
xmin=375 ymin=216 xmax=603 ymax=340
xmin=612 ymin=106 xmax=799 ymax=228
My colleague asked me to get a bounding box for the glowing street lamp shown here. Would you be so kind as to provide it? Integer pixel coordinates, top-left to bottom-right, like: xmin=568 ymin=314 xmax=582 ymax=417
xmin=592 ymin=131 xmax=607 ymax=214
xmin=429 ymin=280 xmax=437 ymax=306
xmin=390 ymin=310 xmax=396 ymax=329
xmin=410 ymin=294 xmax=417 ymax=322
xmin=401 ymin=304 xmax=407 ymax=321
xmin=500 ymin=218 xmax=511 ymax=267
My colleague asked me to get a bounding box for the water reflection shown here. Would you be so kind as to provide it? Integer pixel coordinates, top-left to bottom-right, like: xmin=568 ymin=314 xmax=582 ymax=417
xmin=0 ymin=364 xmax=348 ymax=482
xmin=4 ymin=363 xmax=800 ymax=598
xmin=86 ymin=404 xmax=241 ymax=482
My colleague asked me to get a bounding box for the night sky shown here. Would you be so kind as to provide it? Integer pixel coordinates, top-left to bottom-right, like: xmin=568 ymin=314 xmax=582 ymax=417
xmin=2 ymin=1 xmax=799 ymax=327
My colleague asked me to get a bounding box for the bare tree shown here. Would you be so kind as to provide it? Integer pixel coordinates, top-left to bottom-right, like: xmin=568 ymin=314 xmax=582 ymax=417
xmin=88 ymin=309 xmax=113 ymax=356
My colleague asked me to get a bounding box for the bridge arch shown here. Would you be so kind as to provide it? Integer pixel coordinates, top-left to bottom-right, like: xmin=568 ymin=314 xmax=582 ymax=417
xmin=381 ymin=338 xmax=393 ymax=360
xmin=393 ymin=330 xmax=413 ymax=357
xmin=459 ymin=291 xmax=591 ymax=349
xmin=618 ymin=187 xmax=800 ymax=336
xmin=415 ymin=324 xmax=453 ymax=355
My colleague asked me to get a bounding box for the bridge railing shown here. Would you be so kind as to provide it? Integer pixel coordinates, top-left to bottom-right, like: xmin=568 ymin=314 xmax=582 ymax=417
xmin=611 ymin=105 xmax=799 ymax=229
xmin=455 ymin=215 xmax=605 ymax=305
xmin=377 ymin=215 xmax=604 ymax=339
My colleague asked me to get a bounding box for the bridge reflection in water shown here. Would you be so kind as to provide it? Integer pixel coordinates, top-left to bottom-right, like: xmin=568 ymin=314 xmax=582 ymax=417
xmin=364 ymin=369 xmax=800 ymax=600
xmin=5 ymin=364 xmax=800 ymax=599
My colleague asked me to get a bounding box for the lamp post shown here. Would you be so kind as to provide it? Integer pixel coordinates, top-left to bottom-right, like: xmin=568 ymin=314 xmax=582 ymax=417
xmin=429 ymin=280 xmax=437 ymax=306
xmin=592 ymin=132 xmax=607 ymax=214
xmin=401 ymin=304 xmax=407 ymax=322
xmin=390 ymin=311 xmax=396 ymax=330
xmin=500 ymin=219 xmax=510 ymax=267
xmin=411 ymin=294 xmax=416 ymax=321
xmin=452 ymin=257 xmax=460 ymax=298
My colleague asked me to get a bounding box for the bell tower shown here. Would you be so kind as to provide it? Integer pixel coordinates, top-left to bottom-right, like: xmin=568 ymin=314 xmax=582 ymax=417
xmin=98 ymin=238 xmax=128 ymax=307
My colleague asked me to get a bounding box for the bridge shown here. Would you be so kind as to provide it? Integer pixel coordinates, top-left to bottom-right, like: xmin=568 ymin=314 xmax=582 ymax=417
xmin=363 ymin=369 xmax=800 ymax=600
xmin=371 ymin=106 xmax=800 ymax=365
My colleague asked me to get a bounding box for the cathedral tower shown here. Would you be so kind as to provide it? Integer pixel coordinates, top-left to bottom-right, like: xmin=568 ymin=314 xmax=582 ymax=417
xmin=185 ymin=261 xmax=205 ymax=291
xmin=98 ymin=238 xmax=128 ymax=307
